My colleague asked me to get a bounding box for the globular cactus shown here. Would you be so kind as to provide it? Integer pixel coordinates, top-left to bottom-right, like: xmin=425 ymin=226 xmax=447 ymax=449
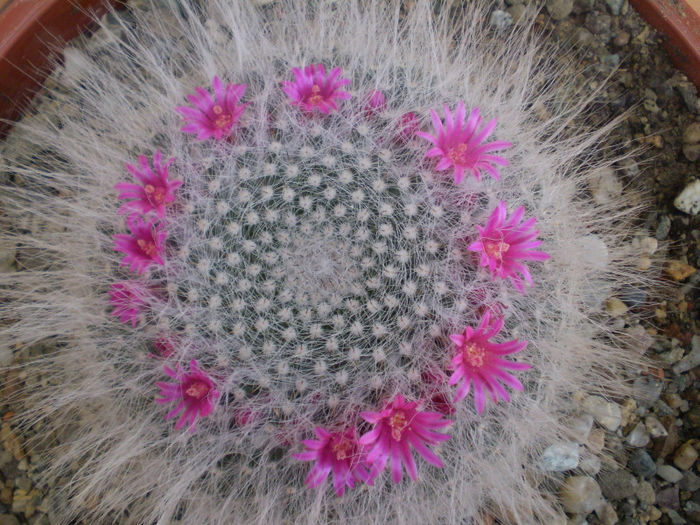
xmin=0 ymin=1 xmax=651 ymax=524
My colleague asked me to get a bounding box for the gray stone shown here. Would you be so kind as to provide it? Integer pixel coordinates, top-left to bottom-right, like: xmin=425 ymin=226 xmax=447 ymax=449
xmin=599 ymin=469 xmax=638 ymax=500
xmin=674 ymin=180 xmax=700 ymax=216
xmin=672 ymin=335 xmax=700 ymax=374
xmin=605 ymin=0 xmax=624 ymax=15
xmin=546 ymin=0 xmax=574 ymax=20
xmin=541 ymin=442 xmax=580 ymax=471
xmin=657 ymin=464 xmax=683 ymax=483
xmin=633 ymin=377 xmax=663 ymax=407
xmin=585 ymin=12 xmax=612 ymax=35
xmin=645 ymin=415 xmax=668 ymax=438
xmin=679 ymin=470 xmax=700 ymax=492
xmin=573 ymin=27 xmax=594 ymax=47
xmin=569 ymin=414 xmax=595 ymax=443
xmin=656 ymin=214 xmax=672 ymax=239
xmin=626 ymin=422 xmax=650 ymax=448
xmin=629 ymin=450 xmax=656 ymax=478
xmin=596 ymin=501 xmax=618 ymax=525
xmin=636 ymin=480 xmax=656 ymax=505
xmin=582 ymin=395 xmax=621 ymax=431
xmin=684 ymin=143 xmax=700 ymax=162
xmin=560 ymin=476 xmax=603 ymax=515
xmin=666 ymin=509 xmax=686 ymax=525
xmin=656 ymin=486 xmax=680 ymax=510
xmin=580 ymin=455 xmax=602 ymax=476
xmin=683 ymin=122 xmax=700 ymax=144
xmin=489 ymin=10 xmax=512 ymax=31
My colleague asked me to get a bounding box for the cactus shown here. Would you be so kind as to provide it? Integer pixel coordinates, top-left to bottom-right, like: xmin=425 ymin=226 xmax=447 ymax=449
xmin=0 ymin=1 xmax=650 ymax=524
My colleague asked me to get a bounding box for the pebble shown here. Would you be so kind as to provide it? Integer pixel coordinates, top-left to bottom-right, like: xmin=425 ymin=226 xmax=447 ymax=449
xmin=560 ymin=475 xmax=603 ymax=515
xmin=656 ymin=464 xmax=683 ymax=483
xmin=604 ymin=298 xmax=628 ymax=317
xmin=0 ymin=516 xmax=20 ymax=525
xmin=582 ymin=396 xmax=622 ymax=431
xmin=684 ymin=143 xmax=700 ymax=162
xmin=599 ymin=470 xmax=638 ymax=500
xmin=666 ymin=509 xmax=686 ymax=525
xmin=672 ymin=442 xmax=698 ymax=470
xmin=656 ymin=486 xmax=680 ymax=510
xmin=604 ymin=0 xmax=624 ymax=15
xmin=585 ymin=12 xmax=612 ymax=35
xmin=569 ymin=414 xmax=595 ymax=443
xmin=672 ymin=335 xmax=700 ymax=374
xmin=579 ymin=455 xmax=602 ymax=476
xmin=674 ymin=179 xmax=700 ymax=215
xmin=664 ymin=260 xmax=696 ymax=281
xmin=683 ymin=122 xmax=700 ymax=144
xmin=596 ymin=501 xmax=618 ymax=525
xmin=589 ymin=167 xmax=623 ymax=206
xmin=645 ymin=415 xmax=668 ymax=438
xmin=489 ymin=10 xmax=513 ymax=31
xmin=626 ymin=422 xmax=650 ymax=448
xmin=541 ymin=442 xmax=580 ymax=471
xmin=636 ymin=480 xmax=656 ymax=505
xmin=629 ymin=450 xmax=657 ymax=478
xmin=546 ymin=0 xmax=574 ymax=20
xmin=633 ymin=377 xmax=663 ymax=407
xmin=625 ymin=325 xmax=654 ymax=354
xmin=573 ymin=27 xmax=594 ymax=47
xmin=656 ymin=214 xmax=672 ymax=239
xmin=506 ymin=4 xmax=527 ymax=22
xmin=588 ymin=428 xmax=606 ymax=453
xmin=680 ymin=471 xmax=700 ymax=491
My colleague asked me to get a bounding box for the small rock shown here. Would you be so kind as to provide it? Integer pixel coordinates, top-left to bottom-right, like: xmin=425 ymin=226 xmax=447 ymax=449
xmin=560 ymin=476 xmax=603 ymax=515
xmin=683 ymin=143 xmax=700 ymax=162
xmin=665 ymin=509 xmax=686 ymax=525
xmin=582 ymin=396 xmax=622 ymax=431
xmin=639 ymin=237 xmax=658 ymax=255
xmin=673 ymin=442 xmax=698 ymax=470
xmin=489 ymin=10 xmax=513 ymax=31
xmin=625 ymin=325 xmax=654 ymax=354
xmin=569 ymin=414 xmax=594 ymax=443
xmin=573 ymin=27 xmax=594 ymax=47
xmin=657 ymin=464 xmax=683 ymax=483
xmin=656 ymin=214 xmax=672 ymax=239
xmin=672 ymin=335 xmax=700 ymax=374
xmin=546 ymin=0 xmax=574 ymax=20
xmin=629 ymin=450 xmax=656 ymax=478
xmin=585 ymin=12 xmax=612 ymax=35
xmin=612 ymin=30 xmax=629 ymax=47
xmin=648 ymin=507 xmax=662 ymax=521
xmin=541 ymin=442 xmax=580 ymax=471
xmin=0 ymin=515 xmax=20 ymax=525
xmin=506 ymin=4 xmax=526 ymax=22
xmin=604 ymin=0 xmax=624 ymax=15
xmin=589 ymin=167 xmax=623 ymax=205
xmin=626 ymin=422 xmax=650 ymax=448
xmin=636 ymin=480 xmax=656 ymax=505
xmin=599 ymin=470 xmax=638 ymax=500
xmin=587 ymin=428 xmax=606 ymax=453
xmin=683 ymin=122 xmax=700 ymax=144
xmin=664 ymin=260 xmax=696 ymax=281
xmin=679 ymin=471 xmax=700 ymax=491
xmin=645 ymin=416 xmax=668 ymax=438
xmin=604 ymin=298 xmax=628 ymax=317
xmin=634 ymin=377 xmax=663 ymax=407
xmin=674 ymin=180 xmax=700 ymax=215
xmin=636 ymin=256 xmax=652 ymax=271
xmin=596 ymin=501 xmax=618 ymax=525
xmin=580 ymin=455 xmax=602 ymax=476
xmin=656 ymin=486 xmax=680 ymax=510
xmin=620 ymin=398 xmax=637 ymax=427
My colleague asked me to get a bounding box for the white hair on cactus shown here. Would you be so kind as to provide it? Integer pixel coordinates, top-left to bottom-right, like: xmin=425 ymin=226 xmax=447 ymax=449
xmin=0 ymin=0 xmax=655 ymax=524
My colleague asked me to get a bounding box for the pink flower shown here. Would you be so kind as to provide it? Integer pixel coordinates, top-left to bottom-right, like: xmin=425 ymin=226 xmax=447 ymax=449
xmin=152 ymin=335 xmax=177 ymax=359
xmin=156 ymin=359 xmax=220 ymax=432
xmin=108 ymin=281 xmax=151 ymax=327
xmin=421 ymin=370 xmax=456 ymax=416
xmin=364 ymin=90 xmax=386 ymax=116
xmin=294 ymin=426 xmax=372 ymax=496
xmin=468 ymin=201 xmax=550 ymax=292
xmin=396 ymin=111 xmax=420 ymax=144
xmin=416 ymin=102 xmax=512 ymax=184
xmin=114 ymin=216 xmax=166 ymax=275
xmin=176 ymin=76 xmax=249 ymax=141
xmin=359 ymin=394 xmax=451 ymax=484
xmin=115 ymin=151 xmax=181 ymax=218
xmin=448 ymin=311 xmax=530 ymax=414
xmin=282 ymin=64 xmax=351 ymax=115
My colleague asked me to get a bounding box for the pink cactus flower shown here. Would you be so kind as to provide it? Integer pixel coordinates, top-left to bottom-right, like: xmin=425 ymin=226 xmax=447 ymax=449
xmin=113 ymin=215 xmax=167 ymax=275
xmin=294 ymin=426 xmax=372 ymax=496
xmin=115 ymin=151 xmax=181 ymax=218
xmin=108 ymin=280 xmax=151 ymax=327
xmin=396 ymin=111 xmax=420 ymax=144
xmin=421 ymin=370 xmax=456 ymax=416
xmin=359 ymin=394 xmax=451 ymax=484
xmin=448 ymin=311 xmax=530 ymax=414
xmin=364 ymin=90 xmax=386 ymax=116
xmin=152 ymin=335 xmax=177 ymax=359
xmin=281 ymin=64 xmax=351 ymax=115
xmin=156 ymin=359 xmax=220 ymax=432
xmin=416 ymin=102 xmax=512 ymax=184
xmin=468 ymin=201 xmax=550 ymax=292
xmin=176 ymin=76 xmax=249 ymax=141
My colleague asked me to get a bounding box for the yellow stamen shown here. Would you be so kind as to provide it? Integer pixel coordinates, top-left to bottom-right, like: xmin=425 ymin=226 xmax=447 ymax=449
xmin=389 ymin=411 xmax=408 ymax=441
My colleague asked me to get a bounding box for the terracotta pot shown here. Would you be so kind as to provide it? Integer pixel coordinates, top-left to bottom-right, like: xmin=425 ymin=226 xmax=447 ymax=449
xmin=0 ymin=0 xmax=124 ymax=138
xmin=630 ymin=0 xmax=700 ymax=88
